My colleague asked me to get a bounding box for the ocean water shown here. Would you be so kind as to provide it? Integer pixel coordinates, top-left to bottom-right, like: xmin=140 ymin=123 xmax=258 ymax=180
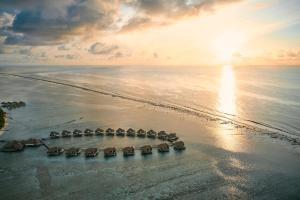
xmin=0 ymin=65 xmax=300 ymax=199
xmin=2 ymin=65 xmax=299 ymax=136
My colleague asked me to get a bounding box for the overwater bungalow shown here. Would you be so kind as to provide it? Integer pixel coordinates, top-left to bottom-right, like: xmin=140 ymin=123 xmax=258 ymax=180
xmin=158 ymin=143 xmax=170 ymax=153
xmin=104 ymin=147 xmax=116 ymax=157
xmin=85 ymin=148 xmax=99 ymax=157
xmin=50 ymin=131 xmax=60 ymax=139
xmin=173 ymin=141 xmax=186 ymax=151
xmin=116 ymin=128 xmax=125 ymax=136
xmin=19 ymin=101 xmax=26 ymax=106
xmin=84 ymin=128 xmax=94 ymax=136
xmin=65 ymin=147 xmax=81 ymax=157
xmin=1 ymin=140 xmax=25 ymax=152
xmin=123 ymin=146 xmax=135 ymax=156
xmin=95 ymin=128 xmax=104 ymax=136
xmin=73 ymin=129 xmax=83 ymax=137
xmin=106 ymin=128 xmax=115 ymax=136
xmin=158 ymin=131 xmax=168 ymax=140
xmin=147 ymin=129 xmax=157 ymax=138
xmin=22 ymin=138 xmax=42 ymax=147
xmin=47 ymin=147 xmax=64 ymax=156
xmin=126 ymin=128 xmax=135 ymax=137
xmin=141 ymin=145 xmax=152 ymax=155
xmin=61 ymin=130 xmax=71 ymax=138
xmin=167 ymin=133 xmax=178 ymax=142
xmin=137 ymin=129 xmax=146 ymax=137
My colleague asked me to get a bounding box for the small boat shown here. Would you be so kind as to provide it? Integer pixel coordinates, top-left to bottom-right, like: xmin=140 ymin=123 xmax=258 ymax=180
xmin=116 ymin=128 xmax=125 ymax=136
xmin=95 ymin=128 xmax=104 ymax=136
xmin=167 ymin=133 xmax=178 ymax=142
xmin=137 ymin=129 xmax=146 ymax=137
xmin=147 ymin=129 xmax=157 ymax=138
xmin=158 ymin=143 xmax=169 ymax=153
xmin=104 ymin=147 xmax=116 ymax=157
xmin=73 ymin=129 xmax=83 ymax=137
xmin=84 ymin=129 xmax=94 ymax=136
xmin=85 ymin=148 xmax=99 ymax=157
xmin=158 ymin=131 xmax=168 ymax=140
xmin=106 ymin=128 xmax=115 ymax=136
xmin=1 ymin=140 xmax=25 ymax=152
xmin=141 ymin=145 xmax=152 ymax=155
xmin=22 ymin=138 xmax=42 ymax=147
xmin=61 ymin=130 xmax=71 ymax=138
xmin=126 ymin=128 xmax=135 ymax=137
xmin=123 ymin=146 xmax=135 ymax=156
xmin=50 ymin=131 xmax=60 ymax=139
xmin=47 ymin=147 xmax=64 ymax=156
xmin=173 ymin=141 xmax=186 ymax=151
xmin=65 ymin=147 xmax=81 ymax=157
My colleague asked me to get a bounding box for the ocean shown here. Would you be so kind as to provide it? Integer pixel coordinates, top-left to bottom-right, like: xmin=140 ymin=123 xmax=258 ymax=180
xmin=0 ymin=65 xmax=300 ymax=199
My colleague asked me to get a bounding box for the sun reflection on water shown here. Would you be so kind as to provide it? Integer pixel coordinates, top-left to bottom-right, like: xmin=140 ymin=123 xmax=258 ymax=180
xmin=216 ymin=65 xmax=242 ymax=152
xmin=218 ymin=65 xmax=236 ymax=115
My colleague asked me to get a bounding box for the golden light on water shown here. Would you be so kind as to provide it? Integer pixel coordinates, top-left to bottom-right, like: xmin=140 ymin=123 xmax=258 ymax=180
xmin=218 ymin=64 xmax=236 ymax=115
xmin=216 ymin=65 xmax=241 ymax=152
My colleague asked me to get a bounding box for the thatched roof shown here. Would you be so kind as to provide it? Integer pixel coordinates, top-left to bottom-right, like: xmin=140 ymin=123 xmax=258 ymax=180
xmin=104 ymin=147 xmax=116 ymax=157
xmin=123 ymin=146 xmax=134 ymax=156
xmin=47 ymin=147 xmax=63 ymax=155
xmin=174 ymin=141 xmax=185 ymax=150
xmin=65 ymin=147 xmax=81 ymax=156
xmin=2 ymin=140 xmax=24 ymax=152
xmin=158 ymin=143 xmax=169 ymax=152
xmin=141 ymin=145 xmax=152 ymax=154
xmin=85 ymin=148 xmax=98 ymax=157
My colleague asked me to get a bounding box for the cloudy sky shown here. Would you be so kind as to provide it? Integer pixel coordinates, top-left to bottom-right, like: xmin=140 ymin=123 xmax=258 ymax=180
xmin=0 ymin=0 xmax=299 ymax=66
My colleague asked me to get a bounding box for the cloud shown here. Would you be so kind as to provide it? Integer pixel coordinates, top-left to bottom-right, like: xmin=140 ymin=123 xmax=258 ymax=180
xmin=119 ymin=0 xmax=242 ymax=32
xmin=55 ymin=53 xmax=79 ymax=60
xmin=153 ymin=52 xmax=158 ymax=58
xmin=0 ymin=0 xmax=119 ymax=45
xmin=0 ymin=12 xmax=14 ymax=27
xmin=0 ymin=45 xmax=32 ymax=55
xmin=57 ymin=44 xmax=70 ymax=51
xmin=88 ymin=42 xmax=119 ymax=55
xmin=0 ymin=0 xmax=243 ymax=46
xmin=109 ymin=51 xmax=123 ymax=59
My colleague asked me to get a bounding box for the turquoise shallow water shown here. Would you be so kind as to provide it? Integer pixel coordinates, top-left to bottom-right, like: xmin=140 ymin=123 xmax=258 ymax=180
xmin=0 ymin=65 xmax=300 ymax=199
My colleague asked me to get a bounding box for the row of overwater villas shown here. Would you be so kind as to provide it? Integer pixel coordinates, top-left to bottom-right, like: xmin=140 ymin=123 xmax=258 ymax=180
xmin=48 ymin=141 xmax=185 ymax=157
xmin=0 ymin=139 xmax=186 ymax=157
xmin=50 ymin=128 xmax=179 ymax=142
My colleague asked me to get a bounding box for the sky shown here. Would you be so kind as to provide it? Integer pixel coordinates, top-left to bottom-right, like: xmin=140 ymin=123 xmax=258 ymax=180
xmin=0 ymin=0 xmax=300 ymax=66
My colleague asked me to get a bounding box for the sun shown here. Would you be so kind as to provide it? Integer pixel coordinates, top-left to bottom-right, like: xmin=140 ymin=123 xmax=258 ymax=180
xmin=213 ymin=30 xmax=245 ymax=63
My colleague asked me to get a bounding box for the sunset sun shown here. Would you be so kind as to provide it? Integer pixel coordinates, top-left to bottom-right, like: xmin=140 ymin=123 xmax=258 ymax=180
xmin=213 ymin=30 xmax=246 ymax=63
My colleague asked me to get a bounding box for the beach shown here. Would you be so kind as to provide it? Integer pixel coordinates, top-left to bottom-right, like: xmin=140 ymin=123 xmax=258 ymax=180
xmin=0 ymin=65 xmax=300 ymax=199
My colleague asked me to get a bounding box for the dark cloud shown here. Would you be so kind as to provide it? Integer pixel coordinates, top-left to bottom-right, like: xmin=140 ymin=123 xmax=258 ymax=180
xmin=88 ymin=42 xmax=119 ymax=55
xmin=120 ymin=0 xmax=241 ymax=32
xmin=0 ymin=0 xmax=242 ymax=46
xmin=0 ymin=0 xmax=119 ymax=45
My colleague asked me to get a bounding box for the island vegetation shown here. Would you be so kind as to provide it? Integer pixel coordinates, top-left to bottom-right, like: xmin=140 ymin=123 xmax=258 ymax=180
xmin=0 ymin=108 xmax=5 ymax=130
